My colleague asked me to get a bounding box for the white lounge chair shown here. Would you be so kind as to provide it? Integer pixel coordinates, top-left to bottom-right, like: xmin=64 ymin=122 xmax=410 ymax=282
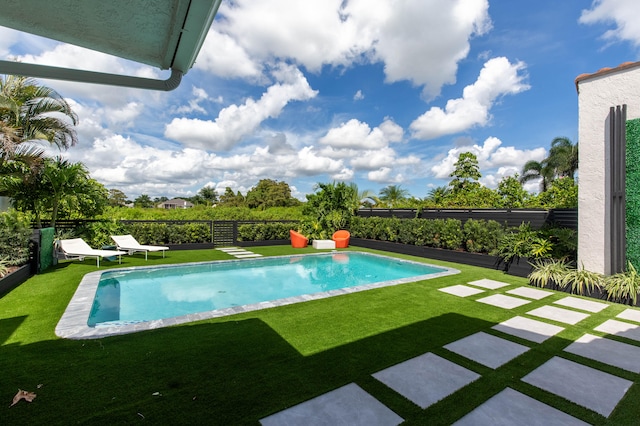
xmin=111 ymin=234 xmax=169 ymax=260
xmin=56 ymin=238 xmax=127 ymax=267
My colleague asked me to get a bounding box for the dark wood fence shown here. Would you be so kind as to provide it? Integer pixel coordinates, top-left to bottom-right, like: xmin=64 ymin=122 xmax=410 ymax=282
xmin=357 ymin=208 xmax=577 ymax=230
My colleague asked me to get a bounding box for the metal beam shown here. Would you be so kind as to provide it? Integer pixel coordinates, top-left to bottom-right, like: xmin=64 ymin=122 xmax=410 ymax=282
xmin=0 ymin=60 xmax=183 ymax=91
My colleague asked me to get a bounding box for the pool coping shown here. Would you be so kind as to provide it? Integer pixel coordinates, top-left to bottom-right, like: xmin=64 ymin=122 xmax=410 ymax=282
xmin=55 ymin=251 xmax=459 ymax=339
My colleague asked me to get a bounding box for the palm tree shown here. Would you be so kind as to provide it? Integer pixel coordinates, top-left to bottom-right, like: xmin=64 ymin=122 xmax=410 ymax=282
xmin=43 ymin=157 xmax=90 ymax=227
xmin=426 ymin=186 xmax=451 ymax=206
xmin=548 ymin=137 xmax=578 ymax=179
xmin=379 ymin=185 xmax=409 ymax=208
xmin=0 ymin=75 xmax=78 ymax=161
xmin=520 ymin=137 xmax=578 ymax=192
xmin=520 ymin=159 xmax=555 ymax=192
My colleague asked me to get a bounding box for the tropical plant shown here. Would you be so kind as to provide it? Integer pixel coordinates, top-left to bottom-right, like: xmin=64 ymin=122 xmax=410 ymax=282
xmin=496 ymin=174 xmax=529 ymax=208
xmin=0 ymin=257 xmax=10 ymax=277
xmin=198 ymin=185 xmax=218 ymax=205
xmin=520 ymin=136 xmax=578 ymax=192
xmin=605 ymin=261 xmax=640 ymax=305
xmin=495 ymin=223 xmax=539 ymax=266
xmin=133 ymin=194 xmax=155 ymax=208
xmin=0 ymin=75 xmax=77 ymax=162
xmin=0 ymin=209 xmax=32 ymax=266
xmin=378 ymin=185 xmax=409 ymax=208
xmin=561 ymin=264 xmax=603 ymax=295
xmin=528 ymin=258 xmax=572 ymax=289
xmin=547 ymin=137 xmax=578 ymax=179
xmin=520 ymin=159 xmax=555 ymax=192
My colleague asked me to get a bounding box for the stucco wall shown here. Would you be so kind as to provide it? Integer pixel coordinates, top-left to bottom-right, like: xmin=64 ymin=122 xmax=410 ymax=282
xmin=577 ymin=65 xmax=640 ymax=274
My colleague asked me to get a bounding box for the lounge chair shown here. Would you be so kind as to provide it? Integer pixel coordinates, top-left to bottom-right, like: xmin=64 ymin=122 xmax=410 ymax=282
xmin=332 ymin=230 xmax=350 ymax=248
xmin=111 ymin=235 xmax=169 ymax=260
xmin=290 ymin=230 xmax=309 ymax=248
xmin=56 ymin=238 xmax=127 ymax=267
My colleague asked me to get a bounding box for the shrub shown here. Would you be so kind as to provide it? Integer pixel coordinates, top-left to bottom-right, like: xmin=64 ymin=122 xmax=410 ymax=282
xmin=237 ymin=222 xmax=291 ymax=241
xmin=75 ymin=220 xmax=127 ymax=247
xmin=463 ymin=219 xmax=504 ymax=253
xmin=561 ymin=265 xmax=603 ymax=295
xmin=0 ymin=209 xmax=33 ymax=265
xmin=605 ymin=262 xmax=640 ymax=305
xmin=528 ymin=258 xmax=571 ymax=289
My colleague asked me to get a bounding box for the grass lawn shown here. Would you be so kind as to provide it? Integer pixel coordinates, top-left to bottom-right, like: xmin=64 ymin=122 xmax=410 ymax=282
xmin=2 ymin=246 xmax=640 ymax=424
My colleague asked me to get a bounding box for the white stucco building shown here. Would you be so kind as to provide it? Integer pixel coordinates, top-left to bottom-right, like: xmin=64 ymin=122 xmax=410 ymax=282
xmin=576 ymin=61 xmax=640 ymax=275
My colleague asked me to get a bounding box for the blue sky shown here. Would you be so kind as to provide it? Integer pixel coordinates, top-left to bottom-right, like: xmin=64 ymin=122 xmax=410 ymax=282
xmin=1 ymin=0 xmax=639 ymax=201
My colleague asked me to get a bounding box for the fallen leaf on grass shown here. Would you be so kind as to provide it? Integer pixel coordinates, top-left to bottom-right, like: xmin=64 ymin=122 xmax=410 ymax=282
xmin=10 ymin=389 xmax=36 ymax=407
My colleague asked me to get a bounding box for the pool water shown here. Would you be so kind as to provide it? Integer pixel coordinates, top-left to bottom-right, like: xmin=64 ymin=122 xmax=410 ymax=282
xmin=88 ymin=252 xmax=453 ymax=327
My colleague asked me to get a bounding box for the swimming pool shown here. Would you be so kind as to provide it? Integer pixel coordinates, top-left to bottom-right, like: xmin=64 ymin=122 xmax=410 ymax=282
xmin=56 ymin=252 xmax=459 ymax=339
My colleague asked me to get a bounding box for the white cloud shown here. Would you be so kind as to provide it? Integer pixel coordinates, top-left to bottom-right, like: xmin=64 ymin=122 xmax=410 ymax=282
xmin=164 ymin=64 xmax=317 ymax=150
xmin=580 ymin=0 xmax=640 ymax=46
xmin=319 ymin=118 xmax=403 ymax=150
xmin=352 ymin=0 xmax=492 ymax=98
xmin=368 ymin=167 xmax=403 ymax=183
xmin=353 ymin=90 xmax=364 ymax=100
xmin=410 ymin=57 xmax=530 ymax=140
xmin=195 ymin=29 xmax=263 ymax=79
xmin=210 ymin=0 xmax=490 ymax=98
xmin=174 ymin=86 xmax=211 ymax=115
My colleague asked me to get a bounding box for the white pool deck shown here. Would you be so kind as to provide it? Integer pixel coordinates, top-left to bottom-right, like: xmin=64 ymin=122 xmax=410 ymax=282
xmin=55 ymin=250 xmax=458 ymax=339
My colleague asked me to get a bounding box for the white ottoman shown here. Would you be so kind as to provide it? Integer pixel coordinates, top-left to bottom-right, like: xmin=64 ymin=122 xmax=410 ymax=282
xmin=312 ymin=239 xmax=336 ymax=249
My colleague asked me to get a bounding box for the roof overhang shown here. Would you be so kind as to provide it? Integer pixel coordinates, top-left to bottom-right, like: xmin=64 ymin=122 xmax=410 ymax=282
xmin=0 ymin=0 xmax=222 ymax=90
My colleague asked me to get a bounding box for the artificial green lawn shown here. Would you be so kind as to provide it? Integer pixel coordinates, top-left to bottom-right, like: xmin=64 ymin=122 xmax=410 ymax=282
xmin=2 ymin=246 xmax=640 ymax=424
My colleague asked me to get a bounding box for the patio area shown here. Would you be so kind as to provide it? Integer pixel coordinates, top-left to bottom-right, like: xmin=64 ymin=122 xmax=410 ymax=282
xmin=2 ymin=246 xmax=640 ymax=424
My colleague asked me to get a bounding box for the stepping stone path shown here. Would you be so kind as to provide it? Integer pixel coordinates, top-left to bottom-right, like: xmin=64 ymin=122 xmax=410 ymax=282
xmin=526 ymin=305 xmax=589 ymax=325
xmin=476 ymin=294 xmax=530 ymax=310
xmin=438 ymin=284 xmax=484 ymax=297
xmin=453 ymin=387 xmax=589 ymax=426
xmin=261 ymin=274 xmax=640 ymax=423
xmin=259 ymin=383 xmax=403 ymax=426
xmin=372 ymin=352 xmax=480 ymax=409
xmin=492 ymin=316 xmax=564 ymax=344
xmin=216 ymin=247 xmax=263 ymax=258
xmin=564 ymin=333 xmax=640 ymax=373
xmin=595 ymin=319 xmax=640 ymax=342
xmin=444 ymin=331 xmax=529 ymax=369
xmin=616 ymin=309 xmax=640 ymax=323
xmin=506 ymin=286 xmax=553 ymax=300
xmin=522 ymin=356 xmax=632 ymax=418
xmin=467 ymin=279 xmax=510 ymax=289
xmin=553 ymin=296 xmax=609 ymax=313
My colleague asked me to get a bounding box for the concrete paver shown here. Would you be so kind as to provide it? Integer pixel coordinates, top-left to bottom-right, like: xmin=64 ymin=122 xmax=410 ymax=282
xmin=506 ymin=286 xmax=553 ymax=300
xmin=492 ymin=316 xmax=564 ymax=344
xmin=522 ymin=356 xmax=632 ymax=418
xmin=564 ymin=333 xmax=640 ymax=373
xmin=438 ymin=285 xmax=484 ymax=297
xmin=616 ymin=309 xmax=640 ymax=323
xmin=594 ymin=319 xmax=640 ymax=342
xmin=259 ymin=383 xmax=403 ymax=426
xmin=476 ymin=294 xmax=530 ymax=309
xmin=553 ymin=296 xmax=609 ymax=313
xmin=372 ymin=352 xmax=480 ymax=409
xmin=444 ymin=332 xmax=530 ymax=369
xmin=468 ymin=279 xmax=510 ymax=290
xmin=526 ymin=305 xmax=589 ymax=325
xmin=453 ymin=387 xmax=589 ymax=426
